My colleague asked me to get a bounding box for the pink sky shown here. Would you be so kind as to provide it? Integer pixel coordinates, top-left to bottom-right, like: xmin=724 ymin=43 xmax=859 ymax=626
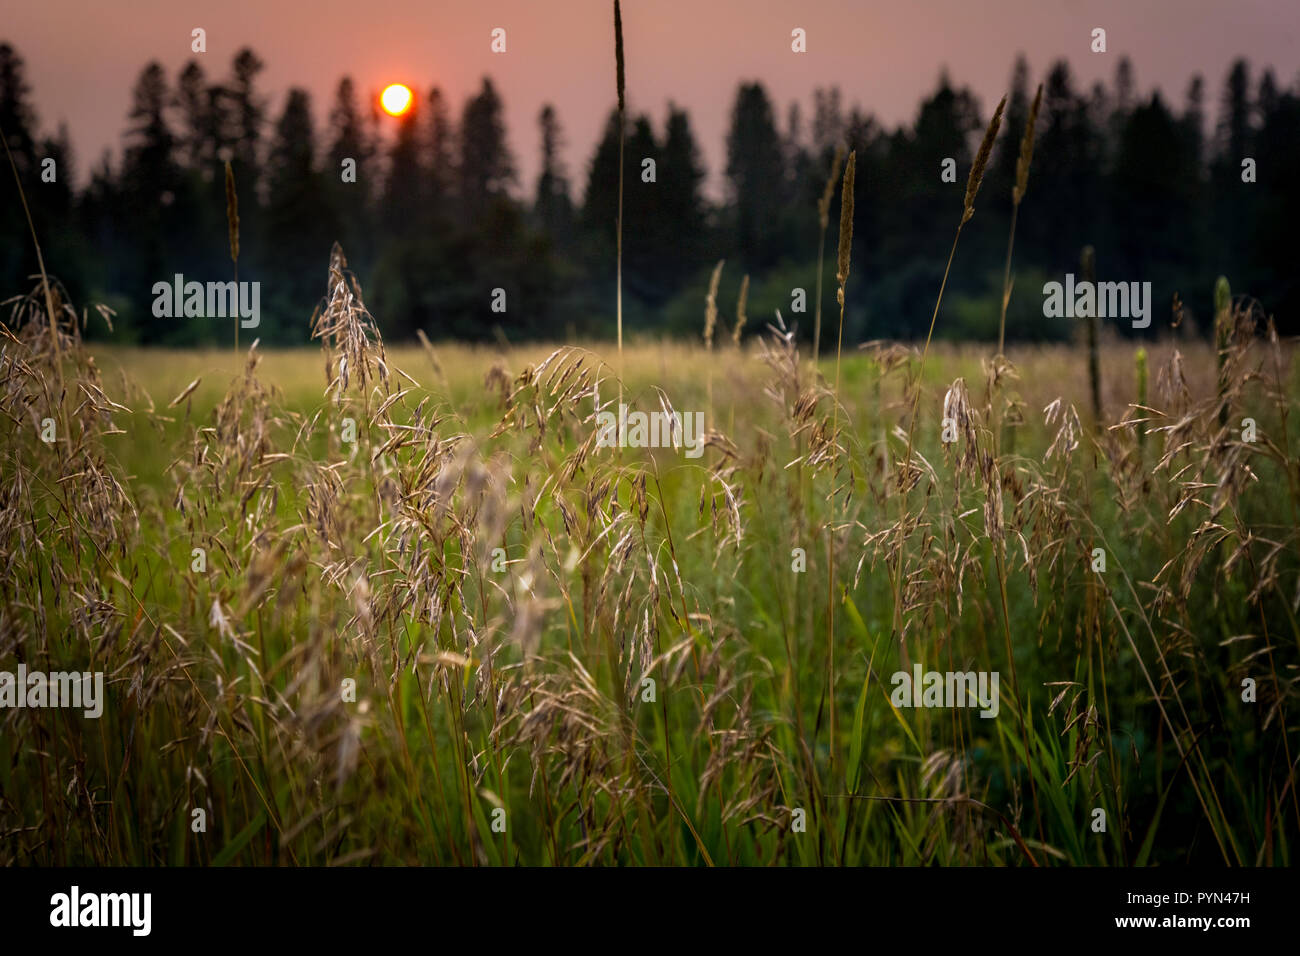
xmin=6 ymin=0 xmax=1298 ymax=197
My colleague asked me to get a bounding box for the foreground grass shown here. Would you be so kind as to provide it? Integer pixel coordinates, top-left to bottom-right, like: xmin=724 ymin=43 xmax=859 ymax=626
xmin=2 ymin=288 xmax=1297 ymax=864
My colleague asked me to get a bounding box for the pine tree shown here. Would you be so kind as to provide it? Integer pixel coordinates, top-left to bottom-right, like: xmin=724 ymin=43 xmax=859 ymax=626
xmin=0 ymin=43 xmax=41 ymax=290
xmin=458 ymin=77 xmax=516 ymax=219
xmin=266 ymin=88 xmax=329 ymax=340
xmin=725 ymin=82 xmax=786 ymax=270
xmin=534 ymin=104 xmax=574 ymax=246
xmin=122 ymin=62 xmax=180 ymax=341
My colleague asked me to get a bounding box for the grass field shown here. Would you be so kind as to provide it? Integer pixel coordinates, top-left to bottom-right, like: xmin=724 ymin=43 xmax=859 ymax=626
xmin=2 ymin=257 xmax=1297 ymax=866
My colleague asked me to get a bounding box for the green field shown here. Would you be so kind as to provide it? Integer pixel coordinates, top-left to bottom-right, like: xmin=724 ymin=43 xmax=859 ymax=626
xmin=2 ymin=275 xmax=1297 ymax=865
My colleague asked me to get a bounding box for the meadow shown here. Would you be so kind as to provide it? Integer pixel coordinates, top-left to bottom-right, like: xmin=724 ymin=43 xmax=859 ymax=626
xmin=2 ymin=251 xmax=1296 ymax=865
xmin=3 ymin=15 xmax=1297 ymax=863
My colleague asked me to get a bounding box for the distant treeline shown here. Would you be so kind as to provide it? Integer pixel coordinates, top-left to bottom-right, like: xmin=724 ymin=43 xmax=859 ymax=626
xmin=1 ymin=42 xmax=1298 ymax=345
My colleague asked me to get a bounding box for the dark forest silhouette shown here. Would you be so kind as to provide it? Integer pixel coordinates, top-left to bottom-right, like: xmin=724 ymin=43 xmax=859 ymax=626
xmin=2 ymin=42 xmax=1298 ymax=345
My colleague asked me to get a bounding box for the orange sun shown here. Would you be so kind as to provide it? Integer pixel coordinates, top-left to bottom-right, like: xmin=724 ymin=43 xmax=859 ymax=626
xmin=381 ymin=84 xmax=413 ymax=116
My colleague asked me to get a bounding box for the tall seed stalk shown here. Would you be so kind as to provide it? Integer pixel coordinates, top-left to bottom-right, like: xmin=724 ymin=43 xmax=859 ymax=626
xmin=1135 ymin=346 xmax=1148 ymax=453
xmin=731 ymin=274 xmax=749 ymax=346
xmin=998 ymin=84 xmax=1042 ymax=357
xmin=225 ymin=160 xmax=241 ymax=353
xmin=703 ymin=259 xmax=723 ymax=422
xmin=813 ymin=144 xmax=845 ymax=371
xmin=994 ymin=84 xmax=1041 ymax=462
xmin=614 ymin=0 xmax=625 ymax=399
xmin=889 ymin=96 xmax=1042 ymax=843
xmin=1215 ymin=276 xmax=1231 ymax=427
xmin=826 ymin=150 xmax=855 ymax=770
xmin=897 ymin=95 xmax=1006 ymax=528
xmin=730 ymin=274 xmax=749 ymax=433
xmin=1081 ymin=245 xmax=1101 ymax=424
xmin=2 ymin=127 xmax=63 ymax=399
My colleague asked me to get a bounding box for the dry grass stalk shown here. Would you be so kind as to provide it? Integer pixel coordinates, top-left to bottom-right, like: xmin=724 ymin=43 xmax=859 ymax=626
xmin=225 ymin=160 xmax=241 ymax=352
xmin=2 ymin=127 xmax=63 ymax=397
xmin=904 ymin=95 xmax=1006 ymax=477
xmin=1135 ymin=347 xmax=1148 ymax=452
xmin=1081 ymin=245 xmax=1101 ymax=423
xmin=999 ymin=84 xmax=1042 ymax=356
xmin=962 ymin=95 xmax=1005 ymax=226
xmin=1013 ymin=84 xmax=1043 ymax=206
xmin=704 ymin=259 xmax=723 ymax=420
xmin=1215 ymin=276 xmax=1231 ymax=427
xmin=813 ymin=143 xmax=845 ymax=368
xmin=731 ymin=274 xmax=749 ymax=346
xmin=835 ymin=153 xmax=855 ymax=302
xmin=703 ymin=260 xmax=723 ymax=349
xmin=614 ymin=0 xmax=626 ymax=397
xmin=826 ymin=149 xmax=856 ymax=769
xmin=614 ymin=0 xmax=625 ymax=115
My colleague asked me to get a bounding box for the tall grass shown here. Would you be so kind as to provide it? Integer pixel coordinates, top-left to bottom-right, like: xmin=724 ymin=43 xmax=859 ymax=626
xmin=2 ymin=127 xmax=62 ymax=395
xmin=826 ymin=150 xmax=855 ymax=771
xmin=1 ymin=305 xmax=1293 ymax=864
xmin=813 ymin=144 xmax=845 ymax=370
xmin=225 ymin=160 xmax=241 ymax=354
xmin=613 ymin=0 xmax=626 ymax=394
xmin=894 ymin=96 xmax=1005 ymax=648
xmin=998 ymin=84 xmax=1041 ymax=357
xmin=1081 ymin=245 xmax=1102 ymax=423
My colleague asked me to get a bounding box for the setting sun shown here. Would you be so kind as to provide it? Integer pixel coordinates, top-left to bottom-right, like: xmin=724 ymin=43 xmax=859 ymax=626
xmin=380 ymin=83 xmax=412 ymax=116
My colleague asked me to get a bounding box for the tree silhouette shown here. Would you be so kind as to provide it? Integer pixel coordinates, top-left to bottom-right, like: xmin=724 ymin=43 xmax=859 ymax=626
xmin=726 ymin=82 xmax=786 ymax=271
xmin=266 ymin=88 xmax=331 ymax=339
xmin=458 ymin=77 xmax=515 ymax=219
xmin=535 ymin=104 xmax=574 ymax=246
xmin=0 ymin=43 xmax=40 ymax=289
xmin=3 ymin=37 xmax=1300 ymax=345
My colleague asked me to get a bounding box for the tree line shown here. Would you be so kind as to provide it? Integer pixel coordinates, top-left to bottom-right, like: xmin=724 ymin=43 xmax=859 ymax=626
xmin=2 ymin=41 xmax=1297 ymax=345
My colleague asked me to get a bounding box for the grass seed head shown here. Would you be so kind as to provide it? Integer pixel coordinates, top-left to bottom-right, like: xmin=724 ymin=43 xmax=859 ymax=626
xmin=1013 ymin=84 xmax=1042 ymax=206
xmin=614 ymin=0 xmax=625 ymax=114
xmin=818 ymin=143 xmax=846 ymax=229
xmin=224 ymin=161 xmax=240 ymax=266
xmin=704 ymin=259 xmax=724 ymax=349
xmin=732 ymin=274 xmax=749 ymax=345
xmin=836 ymin=150 xmax=857 ymax=300
xmin=963 ymin=94 xmax=1006 ymax=225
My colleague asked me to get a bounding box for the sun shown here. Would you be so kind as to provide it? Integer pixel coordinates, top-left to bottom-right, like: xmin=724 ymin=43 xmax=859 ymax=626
xmin=381 ymin=83 xmax=413 ymax=117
